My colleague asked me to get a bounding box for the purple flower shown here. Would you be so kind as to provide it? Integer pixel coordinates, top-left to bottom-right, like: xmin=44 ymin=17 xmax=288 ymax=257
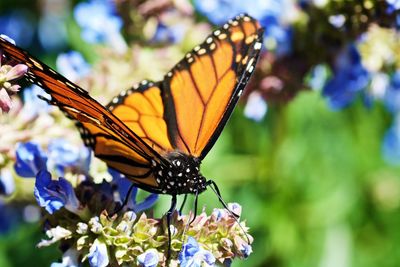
xmin=47 ymin=139 xmax=91 ymax=176
xmin=34 ymin=170 xmax=80 ymax=214
xmin=137 ymin=249 xmax=159 ymax=267
xmin=322 ymin=44 xmax=370 ymax=110
xmin=14 ymin=142 xmax=48 ymax=177
xmin=88 ymin=239 xmax=109 ymax=267
xmin=179 ymin=237 xmax=216 ymax=267
xmin=109 ymin=168 xmax=158 ymax=212
xmin=0 ymin=168 xmax=15 ymax=196
xmin=56 ymin=51 xmax=91 ymax=82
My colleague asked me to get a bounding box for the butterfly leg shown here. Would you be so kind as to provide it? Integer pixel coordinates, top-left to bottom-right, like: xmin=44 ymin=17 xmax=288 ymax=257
xmin=179 ymin=194 xmax=188 ymax=213
xmin=166 ymin=194 xmax=177 ymax=259
xmin=189 ymin=190 xmax=199 ymax=224
xmin=110 ymin=183 xmax=136 ymax=216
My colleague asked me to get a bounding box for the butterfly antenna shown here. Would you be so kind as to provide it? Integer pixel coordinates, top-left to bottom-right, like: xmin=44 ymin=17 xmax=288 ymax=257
xmin=179 ymin=194 xmax=188 ymax=214
xmin=166 ymin=194 xmax=177 ymax=260
xmin=111 ymin=183 xmax=136 ymax=216
xmin=206 ymin=180 xmax=251 ymax=244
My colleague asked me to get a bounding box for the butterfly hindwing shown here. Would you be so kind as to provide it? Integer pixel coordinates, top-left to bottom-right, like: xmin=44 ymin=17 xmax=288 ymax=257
xmin=162 ymin=14 xmax=263 ymax=159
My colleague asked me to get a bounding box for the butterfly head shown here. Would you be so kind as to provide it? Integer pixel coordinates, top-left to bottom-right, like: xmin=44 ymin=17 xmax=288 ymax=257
xmin=154 ymin=152 xmax=207 ymax=195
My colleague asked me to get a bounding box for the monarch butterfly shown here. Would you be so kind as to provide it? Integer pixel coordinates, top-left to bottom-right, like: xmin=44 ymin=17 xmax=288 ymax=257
xmin=0 ymin=14 xmax=263 ymax=210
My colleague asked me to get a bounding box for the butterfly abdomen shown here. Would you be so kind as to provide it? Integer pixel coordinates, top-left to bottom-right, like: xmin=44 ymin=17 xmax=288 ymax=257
xmin=152 ymin=152 xmax=206 ymax=195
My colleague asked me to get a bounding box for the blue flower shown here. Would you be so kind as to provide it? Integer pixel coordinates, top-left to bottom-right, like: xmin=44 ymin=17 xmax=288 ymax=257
xmin=194 ymin=0 xmax=292 ymax=56
xmin=307 ymin=64 xmax=330 ymax=91
xmin=0 ymin=201 xmax=20 ymax=234
xmin=50 ymin=248 xmax=79 ymax=267
xmin=56 ymin=51 xmax=91 ymax=82
xmin=239 ymin=243 xmax=253 ymax=258
xmin=386 ymin=0 xmax=400 ymax=13
xmin=244 ymin=92 xmax=267 ymax=122
xmin=322 ymin=44 xmax=370 ymax=110
xmin=194 ymin=0 xmax=282 ymax=25
xmin=260 ymin=15 xmax=292 ymax=56
xmin=152 ymin=23 xmax=186 ymax=44
xmin=179 ymin=237 xmax=216 ymax=267
xmin=34 ymin=170 xmax=80 ymax=214
xmin=0 ymin=168 xmax=15 ymax=196
xmin=0 ymin=10 xmax=35 ymax=47
xmin=109 ymin=168 xmax=158 ymax=212
xmin=47 ymin=139 xmax=91 ymax=176
xmin=20 ymin=85 xmax=51 ymax=121
xmin=88 ymin=239 xmax=109 ymax=267
xmin=382 ymin=120 xmax=400 ymax=165
xmin=137 ymin=249 xmax=159 ymax=267
xmin=74 ymin=0 xmax=127 ymax=52
xmin=14 ymin=142 xmax=48 ymax=177
xmin=384 ymin=71 xmax=400 ymax=113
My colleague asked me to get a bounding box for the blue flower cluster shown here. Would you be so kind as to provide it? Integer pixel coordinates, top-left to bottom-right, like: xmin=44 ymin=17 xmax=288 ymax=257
xmin=322 ymin=44 xmax=371 ymax=110
xmin=179 ymin=237 xmax=216 ymax=267
xmin=194 ymin=0 xmax=292 ymax=56
xmin=13 ymin=141 xmax=90 ymax=214
xmin=74 ymin=0 xmax=127 ymax=52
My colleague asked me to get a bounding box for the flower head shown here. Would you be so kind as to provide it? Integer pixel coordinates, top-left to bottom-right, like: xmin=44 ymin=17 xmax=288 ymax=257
xmin=14 ymin=142 xmax=48 ymax=177
xmin=179 ymin=237 xmax=216 ymax=267
xmin=0 ymin=35 xmax=28 ymax=113
xmin=34 ymin=170 xmax=80 ymax=214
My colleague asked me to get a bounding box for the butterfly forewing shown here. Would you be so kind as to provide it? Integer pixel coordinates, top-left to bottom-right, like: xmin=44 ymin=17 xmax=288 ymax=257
xmin=162 ymin=14 xmax=263 ymax=159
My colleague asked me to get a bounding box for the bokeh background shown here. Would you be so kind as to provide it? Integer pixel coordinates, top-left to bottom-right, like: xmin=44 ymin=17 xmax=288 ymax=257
xmin=1 ymin=0 xmax=400 ymax=266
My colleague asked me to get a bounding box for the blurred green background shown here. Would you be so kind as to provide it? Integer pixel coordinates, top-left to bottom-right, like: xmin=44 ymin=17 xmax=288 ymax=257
xmin=1 ymin=0 xmax=400 ymax=266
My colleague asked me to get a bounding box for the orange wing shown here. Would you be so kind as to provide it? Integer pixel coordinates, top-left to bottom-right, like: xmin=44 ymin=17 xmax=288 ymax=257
xmin=106 ymin=81 xmax=173 ymax=154
xmin=161 ymin=14 xmax=263 ymax=159
xmin=0 ymin=36 xmax=166 ymax=191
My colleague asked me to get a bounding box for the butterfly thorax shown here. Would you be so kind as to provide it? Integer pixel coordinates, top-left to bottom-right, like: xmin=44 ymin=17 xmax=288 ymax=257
xmin=152 ymin=152 xmax=207 ymax=195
